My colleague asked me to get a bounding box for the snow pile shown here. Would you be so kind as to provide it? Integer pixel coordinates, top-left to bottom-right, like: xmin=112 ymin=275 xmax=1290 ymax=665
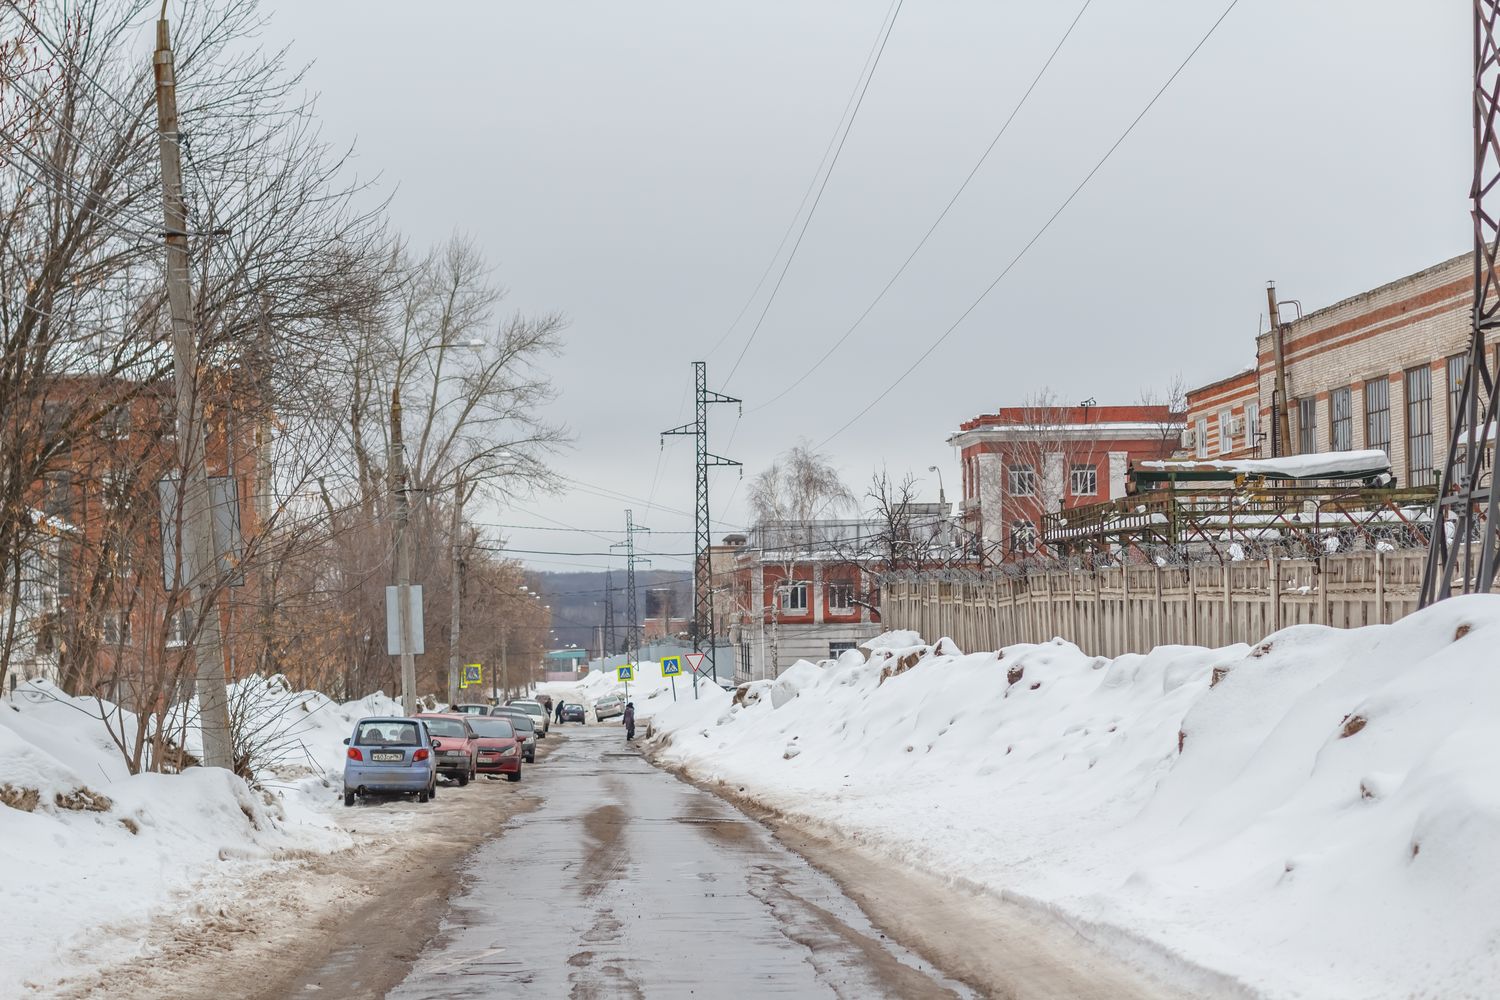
xmin=0 ymin=678 xmax=400 ymax=990
xmin=537 ymin=657 xmax=705 ymax=718
xmin=650 ymin=597 xmax=1500 ymax=999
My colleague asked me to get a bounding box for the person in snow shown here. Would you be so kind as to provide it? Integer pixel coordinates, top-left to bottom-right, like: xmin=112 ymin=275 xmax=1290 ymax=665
xmin=555 ymin=700 xmax=565 ymax=723
xmin=623 ymin=702 xmax=636 ymax=741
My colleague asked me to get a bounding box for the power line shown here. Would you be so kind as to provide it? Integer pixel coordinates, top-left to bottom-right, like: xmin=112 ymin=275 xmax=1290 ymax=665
xmin=699 ymin=0 xmax=903 ymax=363
xmin=748 ymin=0 xmax=1095 ymax=415
xmin=815 ymin=0 xmax=1243 ymax=450
xmin=721 ymin=0 xmax=907 ymax=387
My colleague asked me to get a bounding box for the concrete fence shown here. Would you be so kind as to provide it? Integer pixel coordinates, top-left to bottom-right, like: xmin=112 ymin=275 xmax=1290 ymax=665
xmin=880 ymin=550 xmax=1427 ymax=657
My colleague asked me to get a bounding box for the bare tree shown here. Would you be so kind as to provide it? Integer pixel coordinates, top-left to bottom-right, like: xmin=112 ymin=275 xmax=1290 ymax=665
xmin=1140 ymin=372 xmax=1189 ymax=461
xmin=745 ymin=442 xmax=854 ymax=676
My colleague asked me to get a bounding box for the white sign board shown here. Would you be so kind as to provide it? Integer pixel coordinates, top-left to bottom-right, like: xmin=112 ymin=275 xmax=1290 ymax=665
xmin=385 ymin=585 xmax=425 ymax=655
xmin=685 ymin=652 xmax=707 ymax=674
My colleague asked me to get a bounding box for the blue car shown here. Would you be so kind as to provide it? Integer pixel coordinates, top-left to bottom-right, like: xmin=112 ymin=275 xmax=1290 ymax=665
xmin=343 ymin=717 xmax=438 ymax=806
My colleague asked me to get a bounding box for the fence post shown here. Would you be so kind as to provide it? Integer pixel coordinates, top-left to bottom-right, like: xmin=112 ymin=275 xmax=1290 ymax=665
xmin=1374 ymin=550 xmax=1386 ymax=625
xmin=1154 ymin=562 xmax=1165 ymax=648
xmin=1318 ymin=555 xmax=1330 ymax=626
xmin=1187 ymin=564 xmax=1199 ymax=646
xmin=1222 ymin=562 xmax=1233 ymax=646
xmin=1269 ymin=554 xmax=1281 ymax=634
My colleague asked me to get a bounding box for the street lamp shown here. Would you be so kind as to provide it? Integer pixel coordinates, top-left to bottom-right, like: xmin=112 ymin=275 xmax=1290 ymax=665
xmin=390 ymin=339 xmax=483 ymax=715
xmin=928 ymin=465 xmax=946 ymax=506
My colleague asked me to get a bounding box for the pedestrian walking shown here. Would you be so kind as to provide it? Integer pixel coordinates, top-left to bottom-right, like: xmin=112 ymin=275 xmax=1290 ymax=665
xmin=623 ymin=702 xmax=636 ymax=741
xmin=555 ymin=699 xmax=565 ymax=724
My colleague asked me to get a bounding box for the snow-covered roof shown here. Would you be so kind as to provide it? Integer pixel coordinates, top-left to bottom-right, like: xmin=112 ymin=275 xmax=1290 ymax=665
xmin=1138 ymin=449 xmax=1391 ymax=481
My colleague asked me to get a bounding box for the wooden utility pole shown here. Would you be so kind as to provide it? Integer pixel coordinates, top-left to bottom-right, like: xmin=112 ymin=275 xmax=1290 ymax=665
xmin=153 ymin=11 xmax=233 ymax=771
xmin=1267 ymin=282 xmax=1294 ymax=456
xmin=447 ymin=476 xmax=464 ymax=706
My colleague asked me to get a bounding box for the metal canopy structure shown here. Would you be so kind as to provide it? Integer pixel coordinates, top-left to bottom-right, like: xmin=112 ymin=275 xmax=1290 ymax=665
xmin=1421 ymin=0 xmax=1500 ymax=605
xmin=661 ymin=362 xmax=739 ymax=681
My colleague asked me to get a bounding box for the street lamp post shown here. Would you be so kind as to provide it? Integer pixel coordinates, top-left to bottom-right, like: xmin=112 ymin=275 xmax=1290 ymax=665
xmin=928 ymin=465 xmax=946 ymax=507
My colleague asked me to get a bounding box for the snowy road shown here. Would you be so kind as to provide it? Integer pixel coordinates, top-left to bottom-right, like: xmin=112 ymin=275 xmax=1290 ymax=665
xmin=382 ymin=726 xmax=975 ymax=999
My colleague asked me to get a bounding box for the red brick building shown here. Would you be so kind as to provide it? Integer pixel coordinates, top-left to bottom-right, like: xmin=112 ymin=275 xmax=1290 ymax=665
xmin=1182 ymin=253 xmax=1484 ymax=487
xmin=948 ymin=405 xmax=1181 ymax=562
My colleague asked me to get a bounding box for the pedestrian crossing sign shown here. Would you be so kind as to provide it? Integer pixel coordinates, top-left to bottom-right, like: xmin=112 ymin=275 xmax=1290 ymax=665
xmin=617 ymin=664 xmax=634 ymax=681
xmin=660 ymin=655 xmax=682 ymax=677
xmin=461 ymin=663 xmax=483 ymax=687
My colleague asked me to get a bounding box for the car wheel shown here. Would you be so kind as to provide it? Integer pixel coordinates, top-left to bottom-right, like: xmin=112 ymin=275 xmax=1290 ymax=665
xmin=506 ymin=770 xmax=521 ymax=782
xmin=417 ymin=787 xmax=429 ymax=803
xmin=428 ymin=778 xmax=437 ymax=799
xmin=343 ymin=790 xmax=355 ymax=807
xmin=457 ymin=769 xmax=469 ymax=787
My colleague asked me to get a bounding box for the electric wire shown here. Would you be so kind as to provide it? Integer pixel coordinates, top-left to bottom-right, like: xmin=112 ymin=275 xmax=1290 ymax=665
xmin=814 ymin=0 xmax=1244 ymax=450
xmin=721 ymin=0 xmax=906 ymax=387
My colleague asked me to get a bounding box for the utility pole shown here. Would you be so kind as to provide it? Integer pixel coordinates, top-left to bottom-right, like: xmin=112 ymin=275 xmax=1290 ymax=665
xmin=390 ymin=389 xmax=417 ymax=714
xmin=1267 ymin=282 xmax=1293 ymax=457
xmin=447 ymin=476 xmax=464 ymax=706
xmin=154 ymin=11 xmax=232 ymax=771
xmin=1422 ymin=0 xmax=1500 ymax=604
xmin=603 ymin=568 xmax=616 ymax=657
xmin=611 ymin=511 xmax=651 ymax=666
xmin=661 ymin=362 xmax=739 ymax=683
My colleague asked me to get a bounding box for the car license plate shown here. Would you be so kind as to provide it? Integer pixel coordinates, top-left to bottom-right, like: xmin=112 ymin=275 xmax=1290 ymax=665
xmin=372 ymin=751 xmax=403 ymax=762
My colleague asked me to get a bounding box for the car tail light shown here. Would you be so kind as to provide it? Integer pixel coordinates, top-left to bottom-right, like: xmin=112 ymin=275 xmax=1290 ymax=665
xmin=347 ymin=747 xmax=363 ymax=761
xmin=414 ymin=749 xmax=430 ymax=761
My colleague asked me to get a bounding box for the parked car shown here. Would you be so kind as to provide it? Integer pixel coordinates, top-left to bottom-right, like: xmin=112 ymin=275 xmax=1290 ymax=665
xmin=561 ymin=702 xmax=587 ymax=724
xmin=507 ymin=698 xmax=550 ymax=737
xmin=450 ymin=703 xmax=492 ymax=717
xmin=466 ymin=716 xmax=524 ymax=781
xmin=342 ymin=717 xmax=437 ymax=805
xmin=416 ymin=713 xmax=478 ymax=785
xmin=594 ymin=694 xmax=625 ymax=720
xmin=490 ymin=707 xmax=538 ymax=762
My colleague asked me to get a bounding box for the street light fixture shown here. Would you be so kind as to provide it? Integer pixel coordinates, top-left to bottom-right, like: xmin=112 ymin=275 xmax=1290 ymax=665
xmin=928 ymin=465 xmax=946 ymax=507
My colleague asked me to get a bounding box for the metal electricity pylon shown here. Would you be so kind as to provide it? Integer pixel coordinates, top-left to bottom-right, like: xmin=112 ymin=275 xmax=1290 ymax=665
xmin=611 ymin=510 xmax=651 ymax=665
xmin=662 ymin=362 xmax=740 ymax=681
xmin=1422 ymin=1 xmax=1500 ymax=604
xmin=602 ymin=568 xmax=616 ymax=656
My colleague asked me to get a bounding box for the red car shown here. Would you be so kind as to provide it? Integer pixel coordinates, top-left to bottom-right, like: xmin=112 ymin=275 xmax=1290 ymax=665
xmin=416 ymin=713 xmax=478 ymax=786
xmin=466 ymin=716 xmax=524 ymax=782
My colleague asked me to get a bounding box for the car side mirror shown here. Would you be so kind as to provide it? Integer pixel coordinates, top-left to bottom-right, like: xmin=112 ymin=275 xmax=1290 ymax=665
xmin=431 ymin=739 xmax=440 ymax=748
xmin=342 ymin=737 xmax=350 ymax=745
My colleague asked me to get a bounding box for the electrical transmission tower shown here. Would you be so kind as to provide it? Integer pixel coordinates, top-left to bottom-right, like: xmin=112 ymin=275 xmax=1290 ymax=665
xmin=1422 ymin=1 xmax=1500 ymax=604
xmin=662 ymin=362 xmax=740 ymax=681
xmin=611 ymin=510 xmax=651 ymax=665
xmin=602 ymin=568 xmax=616 ymax=657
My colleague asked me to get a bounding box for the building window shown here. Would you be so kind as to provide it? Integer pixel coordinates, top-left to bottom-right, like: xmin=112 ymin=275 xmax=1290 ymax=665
xmin=1007 ymin=464 xmax=1036 ymax=496
xmin=43 ymin=471 xmax=71 ymax=517
xmin=97 ymin=405 xmax=130 ymax=441
xmin=777 ymin=581 xmax=809 ymax=613
xmin=1244 ymin=405 xmax=1259 ymax=453
xmin=1009 ymin=519 xmax=1038 ymax=554
xmin=1447 ymin=353 xmax=1468 ymax=436
xmin=827 ymin=581 xmax=855 ymax=612
xmin=101 ymin=612 xmax=131 ymax=647
xmin=101 ymin=468 xmax=131 ymax=511
xmin=1329 ymin=386 xmax=1353 ymax=452
xmin=1194 ymin=417 xmax=1208 ymax=458
xmin=1069 ymin=464 xmax=1097 ymax=496
xmin=1406 ymin=366 xmax=1434 ymax=487
xmin=1215 ymin=409 xmax=1231 ymax=455
xmin=828 ymin=641 xmax=857 ymax=659
xmin=1365 ymin=377 xmax=1391 ymax=457
xmin=167 ymin=609 xmax=194 ymax=648
xmin=1296 ymin=397 xmax=1317 ymax=454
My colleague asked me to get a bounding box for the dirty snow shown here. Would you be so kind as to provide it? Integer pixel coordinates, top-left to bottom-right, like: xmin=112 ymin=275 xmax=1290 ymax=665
xmin=0 ymin=677 xmax=401 ymax=991
xmin=649 ymin=595 xmax=1500 ymax=1000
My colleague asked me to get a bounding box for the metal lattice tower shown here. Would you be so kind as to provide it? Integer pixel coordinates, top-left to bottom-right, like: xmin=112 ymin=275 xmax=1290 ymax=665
xmin=612 ymin=510 xmax=651 ymax=665
xmin=662 ymin=362 xmax=740 ymax=680
xmin=602 ymin=569 xmax=616 ymax=656
xmin=1422 ymin=1 xmax=1500 ymax=605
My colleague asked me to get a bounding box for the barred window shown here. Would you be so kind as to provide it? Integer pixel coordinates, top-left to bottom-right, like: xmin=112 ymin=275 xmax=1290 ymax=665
xmin=1406 ymin=366 xmax=1434 ymax=487
xmin=1329 ymin=387 xmax=1353 ymax=452
xmin=1297 ymin=397 xmax=1317 ymax=454
xmin=1365 ymin=377 xmax=1391 ymax=457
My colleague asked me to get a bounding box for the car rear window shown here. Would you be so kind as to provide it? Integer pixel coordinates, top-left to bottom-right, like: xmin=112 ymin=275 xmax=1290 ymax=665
xmin=357 ymin=721 xmax=421 ymax=745
xmin=468 ymin=719 xmax=516 ymax=739
xmin=423 ymin=719 xmax=469 ymax=738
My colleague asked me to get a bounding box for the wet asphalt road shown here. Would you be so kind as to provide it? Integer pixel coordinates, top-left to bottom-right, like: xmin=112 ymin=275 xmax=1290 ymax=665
xmin=387 ymin=726 xmax=975 ymax=999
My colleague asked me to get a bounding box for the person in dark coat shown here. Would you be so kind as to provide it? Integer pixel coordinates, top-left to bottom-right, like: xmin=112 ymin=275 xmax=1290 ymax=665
xmin=623 ymin=702 xmax=636 ymax=741
xmin=555 ymin=699 xmax=565 ymax=723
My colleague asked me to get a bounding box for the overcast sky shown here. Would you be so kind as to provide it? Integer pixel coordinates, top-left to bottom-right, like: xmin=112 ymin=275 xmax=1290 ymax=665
xmin=259 ymin=0 xmax=1469 ymax=577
